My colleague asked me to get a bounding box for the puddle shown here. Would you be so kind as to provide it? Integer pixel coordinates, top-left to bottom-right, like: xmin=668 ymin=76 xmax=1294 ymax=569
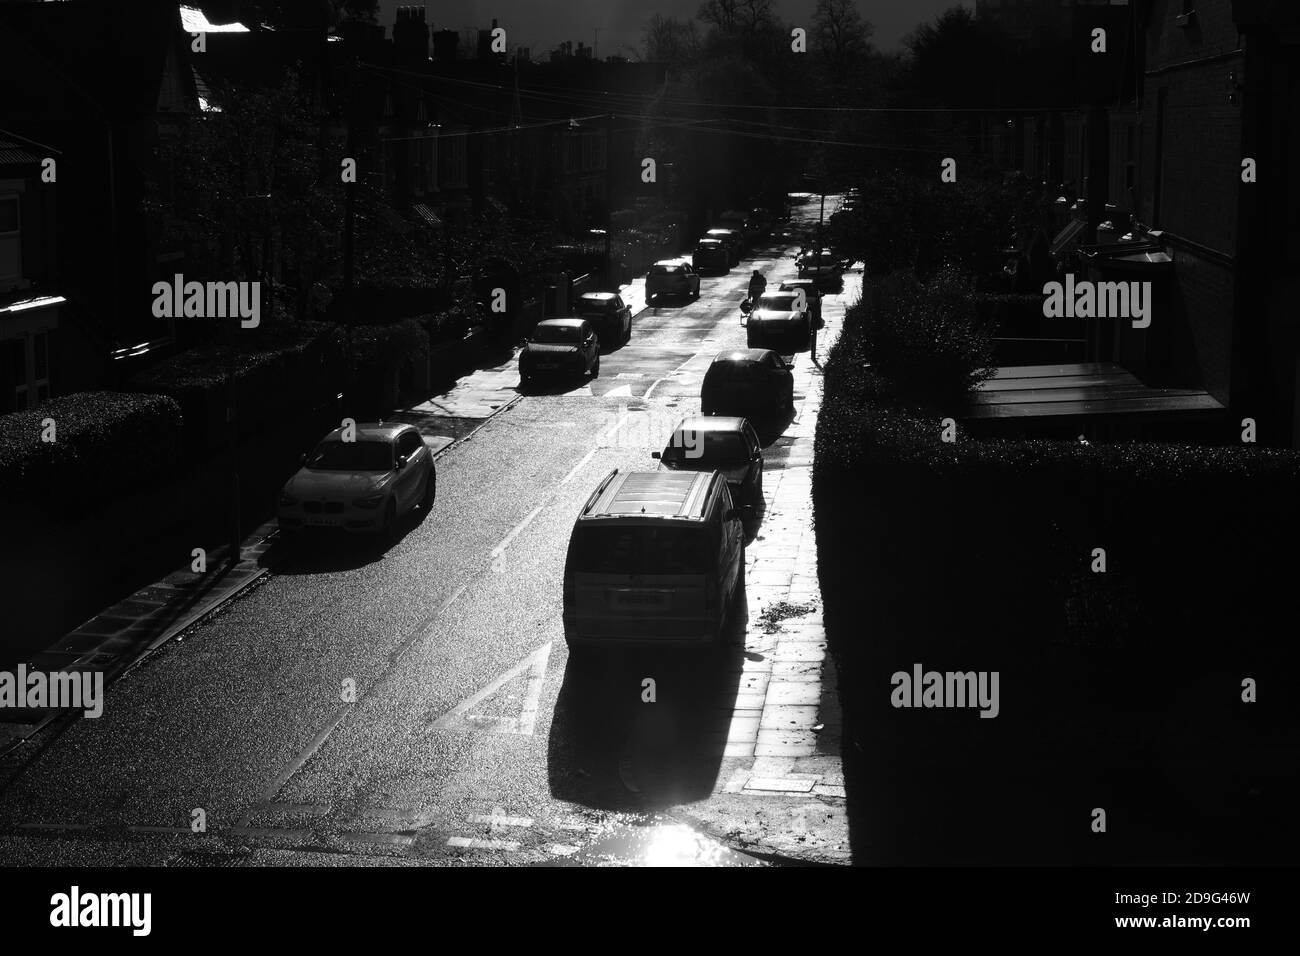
xmin=541 ymin=818 xmax=765 ymax=867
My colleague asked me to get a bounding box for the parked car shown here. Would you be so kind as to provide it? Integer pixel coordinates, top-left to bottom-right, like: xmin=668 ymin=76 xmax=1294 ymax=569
xmin=520 ymin=318 xmax=600 ymax=386
xmin=778 ymin=278 xmax=823 ymax=328
xmin=749 ymin=207 xmax=774 ymax=235
xmin=278 ymin=422 xmax=435 ymax=545
xmin=796 ymin=250 xmax=845 ymax=289
xmin=705 ymin=228 xmax=743 ymax=266
xmin=700 ymin=348 xmax=794 ymax=418
xmin=719 ymin=210 xmax=756 ymax=242
xmin=562 ymin=469 xmax=745 ymax=652
xmin=744 ymin=290 xmax=811 ymax=353
xmin=574 ymin=291 xmax=631 ymax=346
xmin=653 ymin=415 xmax=764 ymax=510
xmin=692 ymin=238 xmax=731 ymax=275
xmin=646 ymin=260 xmax=701 ymax=302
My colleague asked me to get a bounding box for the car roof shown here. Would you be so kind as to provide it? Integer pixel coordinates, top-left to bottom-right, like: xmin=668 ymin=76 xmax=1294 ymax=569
xmin=537 ymin=317 xmax=587 ymax=328
xmin=322 ymin=422 xmax=409 ymax=441
xmin=779 ymin=278 xmax=818 ymax=290
xmin=696 ymin=238 xmax=722 ymax=245
xmin=651 ymin=259 xmax=687 ymax=267
xmin=580 ymin=470 xmax=718 ymax=520
xmin=577 ymin=292 xmax=616 ymax=301
xmin=706 ymin=227 xmax=737 ymax=234
xmin=670 ymin=416 xmax=748 ymax=435
xmin=711 ymin=348 xmax=776 ymax=364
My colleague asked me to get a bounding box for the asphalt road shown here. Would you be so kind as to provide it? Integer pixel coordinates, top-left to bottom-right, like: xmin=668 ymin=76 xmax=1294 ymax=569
xmin=0 ymin=196 xmax=853 ymax=867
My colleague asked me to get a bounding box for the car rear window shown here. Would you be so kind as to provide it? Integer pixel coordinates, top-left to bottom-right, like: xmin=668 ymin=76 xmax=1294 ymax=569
xmin=569 ymin=525 xmax=708 ymax=575
xmin=651 ymin=265 xmax=681 ymax=275
xmin=532 ymin=324 xmax=583 ymax=343
xmin=307 ymin=440 xmax=392 ymax=472
xmin=757 ymin=293 xmax=797 ymax=310
xmin=706 ymin=360 xmax=760 ymax=383
xmin=662 ymin=431 xmax=748 ymax=466
xmin=577 ymin=298 xmax=609 ymax=312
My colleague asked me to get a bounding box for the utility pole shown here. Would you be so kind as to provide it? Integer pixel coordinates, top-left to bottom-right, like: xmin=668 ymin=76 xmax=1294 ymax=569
xmin=604 ymin=115 xmax=613 ymax=288
xmin=342 ymin=54 xmax=358 ymax=422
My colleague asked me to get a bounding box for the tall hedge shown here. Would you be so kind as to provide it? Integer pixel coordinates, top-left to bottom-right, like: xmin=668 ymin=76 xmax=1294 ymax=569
xmin=0 ymin=391 xmax=183 ymax=508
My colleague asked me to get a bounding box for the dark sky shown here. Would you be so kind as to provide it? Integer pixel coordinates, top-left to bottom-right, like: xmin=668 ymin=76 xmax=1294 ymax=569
xmin=376 ymin=0 xmax=974 ymax=60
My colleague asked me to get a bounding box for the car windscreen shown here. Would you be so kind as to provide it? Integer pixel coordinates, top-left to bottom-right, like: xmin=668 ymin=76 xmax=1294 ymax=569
xmin=532 ymin=324 xmax=583 ymax=344
xmin=757 ymin=294 xmax=797 ymax=311
xmin=568 ymin=525 xmax=708 ymax=575
xmin=662 ymin=431 xmax=748 ymax=466
xmin=306 ymin=440 xmax=392 ymax=472
xmin=576 ymin=299 xmax=609 ymax=313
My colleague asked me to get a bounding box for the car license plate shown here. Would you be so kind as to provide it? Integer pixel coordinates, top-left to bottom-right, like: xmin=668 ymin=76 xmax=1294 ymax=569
xmin=306 ymin=516 xmax=339 ymax=527
xmin=610 ymin=590 xmax=667 ymax=608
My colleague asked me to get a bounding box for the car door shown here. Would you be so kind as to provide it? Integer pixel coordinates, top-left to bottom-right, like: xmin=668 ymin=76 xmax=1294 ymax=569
xmin=743 ymin=420 xmax=763 ymax=494
xmin=613 ymin=295 xmax=629 ymax=334
xmin=395 ymin=430 xmax=424 ymax=511
xmin=582 ymin=321 xmax=597 ymax=364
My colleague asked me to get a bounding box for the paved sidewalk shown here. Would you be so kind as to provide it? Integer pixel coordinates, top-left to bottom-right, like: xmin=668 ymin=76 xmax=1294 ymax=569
xmin=0 ymin=521 xmax=280 ymax=757
xmin=678 ymin=269 xmax=858 ymax=865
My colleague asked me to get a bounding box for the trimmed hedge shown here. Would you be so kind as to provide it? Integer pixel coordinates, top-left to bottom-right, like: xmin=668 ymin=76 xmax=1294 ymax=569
xmin=0 ymin=391 xmax=183 ymax=507
xmin=856 ymin=268 xmax=997 ymax=408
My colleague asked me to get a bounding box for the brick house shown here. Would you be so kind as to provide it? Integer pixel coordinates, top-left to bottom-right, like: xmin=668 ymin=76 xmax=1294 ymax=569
xmin=1127 ymin=0 xmax=1300 ymax=445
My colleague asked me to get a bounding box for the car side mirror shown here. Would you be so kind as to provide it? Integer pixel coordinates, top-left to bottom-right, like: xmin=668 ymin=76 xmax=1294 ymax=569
xmin=395 ymin=455 xmax=407 ymax=470
xmin=651 ymin=451 xmax=662 ymax=460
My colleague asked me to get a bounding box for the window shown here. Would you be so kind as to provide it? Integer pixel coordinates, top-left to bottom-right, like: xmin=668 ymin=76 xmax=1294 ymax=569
xmin=0 ymin=336 xmax=23 ymax=412
xmin=569 ymin=526 xmax=707 ymax=575
xmin=0 ymin=195 xmax=19 ymax=281
xmin=306 ymin=440 xmax=393 ymax=472
xmin=398 ymin=431 xmax=423 ymax=459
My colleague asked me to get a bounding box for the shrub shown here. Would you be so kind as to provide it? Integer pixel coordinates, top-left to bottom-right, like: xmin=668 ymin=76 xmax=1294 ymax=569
xmin=856 ymin=268 xmax=997 ymax=408
xmin=0 ymin=391 xmax=183 ymax=507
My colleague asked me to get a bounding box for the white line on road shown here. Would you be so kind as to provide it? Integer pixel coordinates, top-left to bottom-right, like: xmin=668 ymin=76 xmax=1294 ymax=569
xmin=425 ymin=642 xmax=553 ymax=734
xmin=491 ymin=506 xmax=543 ymax=560
xmin=448 ymin=836 xmax=520 ymax=851
xmin=645 ymin=352 xmax=700 ymax=400
xmin=560 ymin=447 xmax=598 ymax=485
xmin=468 ymin=814 xmax=534 ymax=827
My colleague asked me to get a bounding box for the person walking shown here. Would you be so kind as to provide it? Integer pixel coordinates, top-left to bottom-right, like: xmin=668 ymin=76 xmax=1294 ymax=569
xmin=747 ymin=269 xmax=767 ymax=303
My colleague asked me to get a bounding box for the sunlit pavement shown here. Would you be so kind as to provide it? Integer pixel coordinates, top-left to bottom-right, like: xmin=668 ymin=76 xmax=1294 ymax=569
xmin=0 ymin=196 xmax=855 ymax=867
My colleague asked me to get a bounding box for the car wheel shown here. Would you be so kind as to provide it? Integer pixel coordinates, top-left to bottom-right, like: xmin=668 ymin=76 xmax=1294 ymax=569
xmin=279 ymin=526 xmax=301 ymax=549
xmin=753 ymin=470 xmax=764 ymax=509
xmin=591 ymin=354 xmax=600 ymax=378
xmin=421 ymin=467 xmax=437 ymax=510
xmin=623 ymin=317 xmax=631 ymax=345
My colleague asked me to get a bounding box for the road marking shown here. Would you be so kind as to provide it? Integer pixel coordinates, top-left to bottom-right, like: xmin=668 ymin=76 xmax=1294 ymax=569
xmin=425 ymin=642 xmax=552 ymax=735
xmin=491 ymin=506 xmax=542 ymax=561
xmin=604 ymin=384 xmax=634 ymax=398
xmin=126 ymin=825 xmax=196 ymax=834
xmin=226 ymin=827 xmax=314 ymax=840
xmin=560 ymin=447 xmax=598 ymax=485
xmin=645 ymin=351 xmax=702 ymax=400
xmin=468 ymin=814 xmax=533 ymax=828
xmin=340 ymin=832 xmax=416 ymax=846
xmin=447 ymin=836 xmax=520 ymax=851
xmin=18 ymin=823 xmax=92 ymax=831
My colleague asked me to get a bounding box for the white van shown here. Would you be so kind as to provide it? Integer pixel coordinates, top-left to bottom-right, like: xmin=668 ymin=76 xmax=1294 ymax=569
xmin=562 ymin=469 xmax=745 ymax=651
